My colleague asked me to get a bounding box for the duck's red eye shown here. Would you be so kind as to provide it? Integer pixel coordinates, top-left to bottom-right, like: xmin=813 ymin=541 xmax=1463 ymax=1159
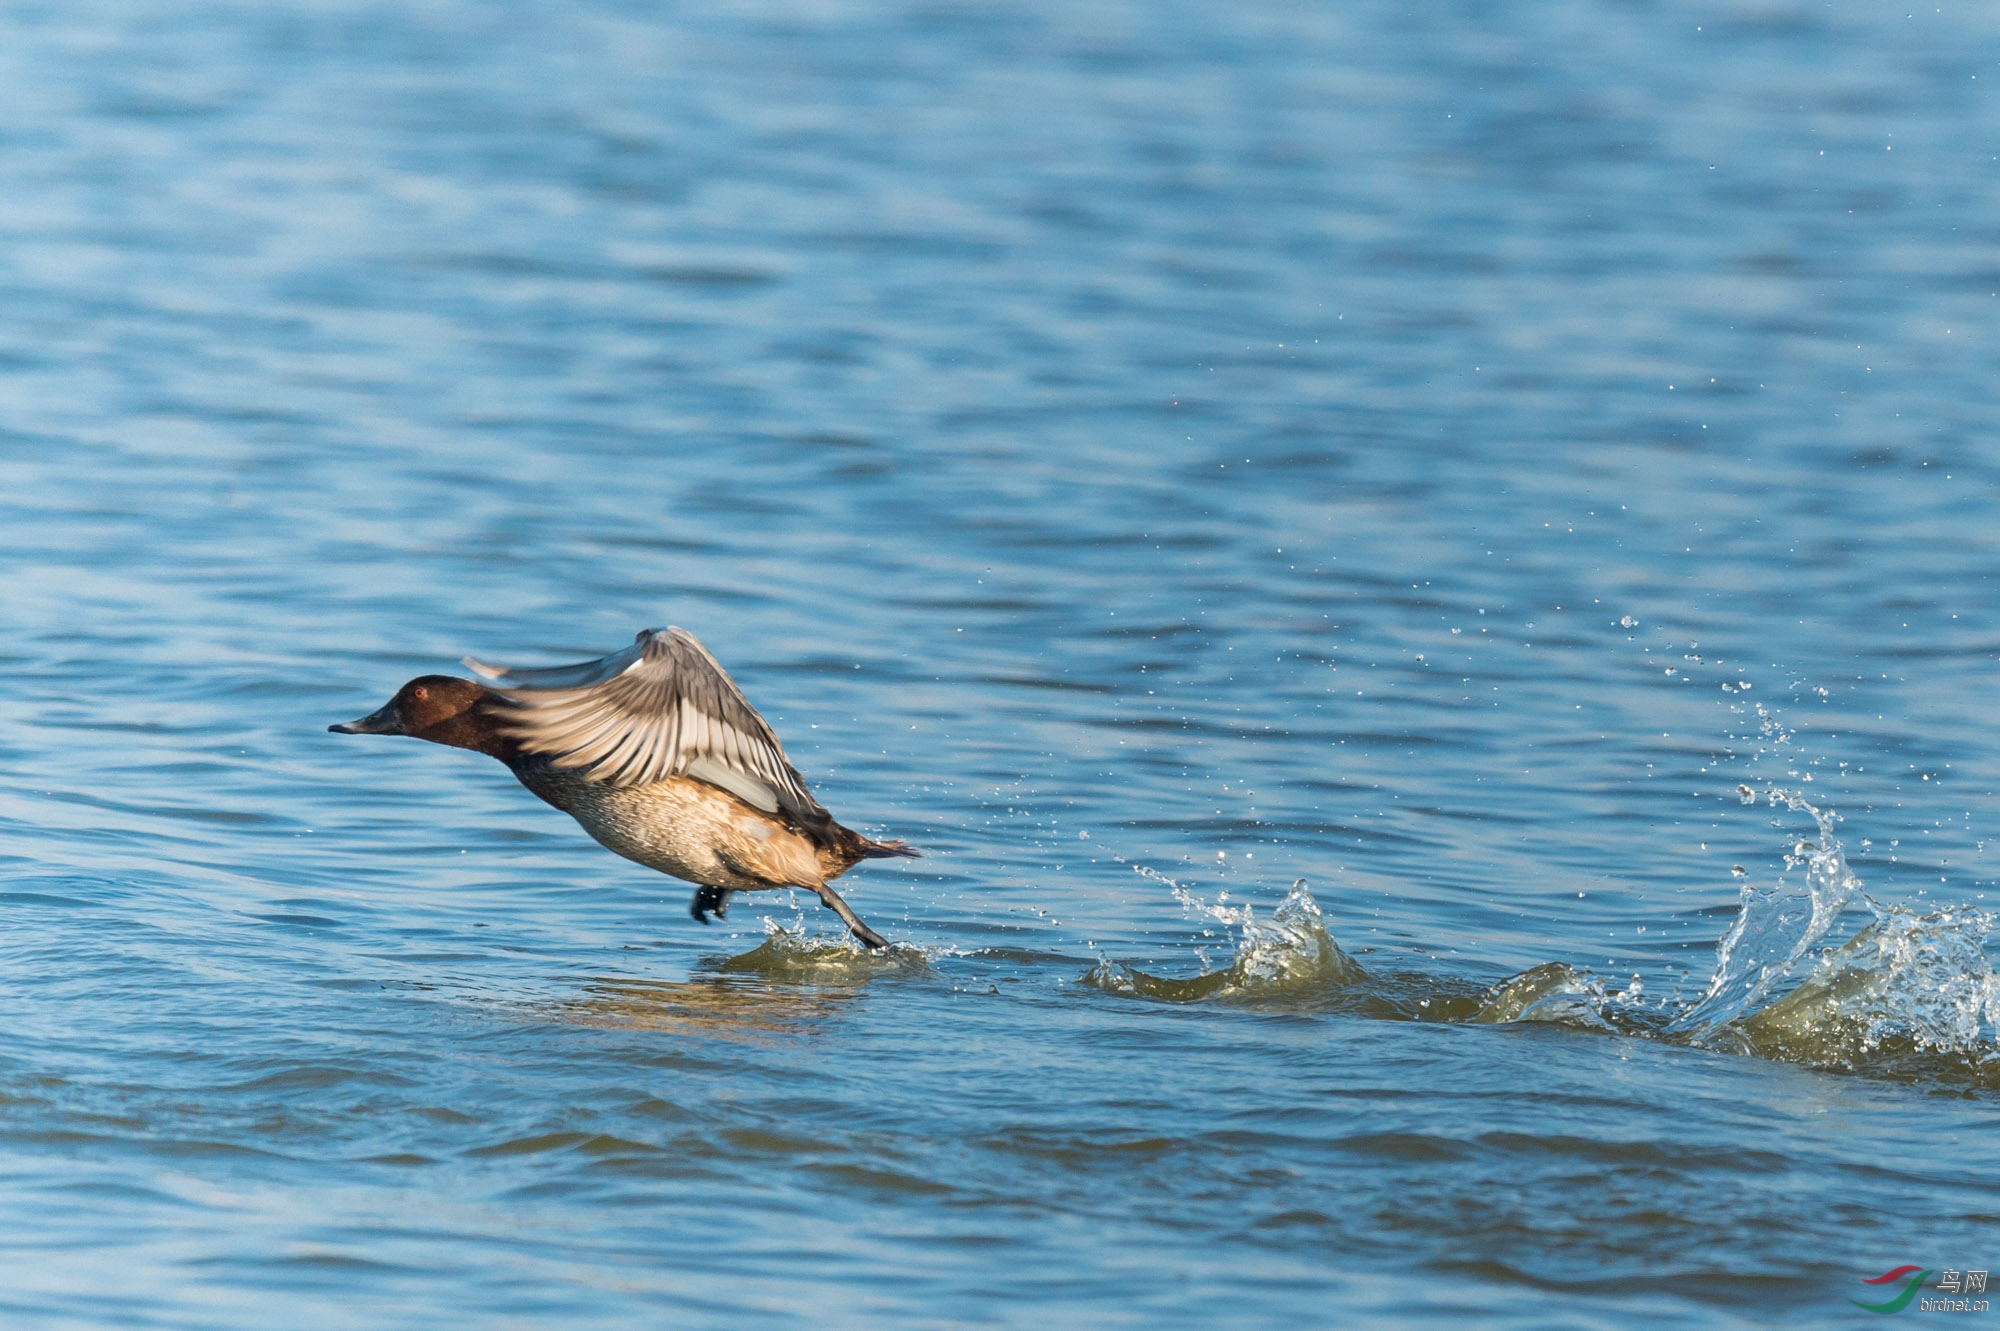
xmin=412 ymin=686 xmax=428 ymax=700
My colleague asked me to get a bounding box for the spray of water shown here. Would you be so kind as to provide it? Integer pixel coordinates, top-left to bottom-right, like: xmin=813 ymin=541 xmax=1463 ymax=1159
xmin=1738 ymin=903 xmax=2000 ymax=1065
xmin=1094 ymin=716 xmax=1999 ymax=1080
xmin=1086 ymin=871 xmax=1364 ymax=1001
xmin=1666 ymin=784 xmax=1862 ymax=1041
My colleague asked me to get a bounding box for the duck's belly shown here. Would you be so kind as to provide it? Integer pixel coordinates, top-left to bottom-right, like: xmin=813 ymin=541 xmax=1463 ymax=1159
xmin=518 ymin=769 xmax=821 ymax=890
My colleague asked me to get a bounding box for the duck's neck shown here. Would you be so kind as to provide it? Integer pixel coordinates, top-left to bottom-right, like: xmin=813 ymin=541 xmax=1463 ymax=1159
xmin=411 ymin=693 xmax=523 ymax=765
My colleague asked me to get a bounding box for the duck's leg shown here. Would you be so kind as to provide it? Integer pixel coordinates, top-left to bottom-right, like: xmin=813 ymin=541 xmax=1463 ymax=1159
xmin=813 ymin=884 xmax=889 ymax=950
xmin=689 ymin=886 xmax=734 ymax=924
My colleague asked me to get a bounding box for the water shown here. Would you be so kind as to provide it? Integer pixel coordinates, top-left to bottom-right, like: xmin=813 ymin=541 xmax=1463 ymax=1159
xmin=2 ymin=0 xmax=1998 ymax=1324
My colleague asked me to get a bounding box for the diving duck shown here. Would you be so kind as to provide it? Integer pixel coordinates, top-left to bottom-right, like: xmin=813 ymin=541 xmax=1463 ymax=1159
xmin=329 ymin=627 xmax=918 ymax=948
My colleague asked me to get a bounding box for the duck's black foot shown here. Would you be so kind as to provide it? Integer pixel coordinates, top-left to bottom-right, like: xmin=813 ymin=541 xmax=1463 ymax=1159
xmin=814 ymin=885 xmax=890 ymax=950
xmin=689 ymin=886 xmax=734 ymax=924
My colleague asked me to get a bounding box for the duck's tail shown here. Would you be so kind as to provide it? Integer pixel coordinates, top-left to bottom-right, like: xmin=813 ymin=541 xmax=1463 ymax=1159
xmin=818 ymin=825 xmax=922 ymax=879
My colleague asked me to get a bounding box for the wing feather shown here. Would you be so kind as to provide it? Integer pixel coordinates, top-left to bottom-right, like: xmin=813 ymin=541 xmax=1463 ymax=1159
xmin=474 ymin=627 xmax=835 ymax=843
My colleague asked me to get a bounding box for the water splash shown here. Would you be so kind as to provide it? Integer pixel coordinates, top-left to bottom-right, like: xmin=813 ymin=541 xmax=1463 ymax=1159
xmin=1666 ymin=784 xmax=1862 ymax=1041
xmin=1737 ymin=904 xmax=2000 ymax=1068
xmin=711 ymin=914 xmax=932 ymax=979
xmin=1469 ymin=963 xmax=1613 ymax=1029
xmin=1086 ymin=876 xmax=1364 ymax=1002
xmin=1089 ymin=750 xmax=2000 ymax=1085
xmin=1486 ymin=769 xmax=2000 ymax=1078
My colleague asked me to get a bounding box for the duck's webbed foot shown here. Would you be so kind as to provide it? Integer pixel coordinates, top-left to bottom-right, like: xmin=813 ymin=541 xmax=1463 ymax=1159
xmin=689 ymin=886 xmax=734 ymax=924
xmin=813 ymin=884 xmax=890 ymax=950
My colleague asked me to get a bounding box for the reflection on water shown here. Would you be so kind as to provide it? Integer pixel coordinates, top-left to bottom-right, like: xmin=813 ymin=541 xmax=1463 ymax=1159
xmin=553 ymin=975 xmax=857 ymax=1041
xmin=542 ymin=920 xmax=932 ymax=1037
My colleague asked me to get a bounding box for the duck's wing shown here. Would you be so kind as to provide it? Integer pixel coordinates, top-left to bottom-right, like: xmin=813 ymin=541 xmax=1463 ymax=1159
xmin=466 ymin=628 xmax=833 ymax=840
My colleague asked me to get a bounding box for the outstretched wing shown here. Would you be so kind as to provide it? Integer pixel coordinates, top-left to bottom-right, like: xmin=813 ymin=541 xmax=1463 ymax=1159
xmin=466 ymin=627 xmax=833 ymax=841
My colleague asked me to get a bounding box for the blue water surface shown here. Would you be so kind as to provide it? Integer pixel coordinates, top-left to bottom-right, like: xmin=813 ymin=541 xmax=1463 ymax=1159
xmin=1 ymin=1 xmax=1998 ymax=1325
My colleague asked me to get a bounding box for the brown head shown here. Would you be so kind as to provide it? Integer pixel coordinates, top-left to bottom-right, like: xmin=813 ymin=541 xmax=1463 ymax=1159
xmin=328 ymin=675 xmax=517 ymax=760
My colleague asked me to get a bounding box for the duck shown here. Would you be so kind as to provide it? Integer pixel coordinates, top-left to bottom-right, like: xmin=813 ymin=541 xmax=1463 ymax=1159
xmin=329 ymin=627 xmax=919 ymax=949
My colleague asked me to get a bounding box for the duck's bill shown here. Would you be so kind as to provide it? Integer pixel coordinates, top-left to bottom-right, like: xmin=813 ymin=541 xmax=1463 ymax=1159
xmin=329 ymin=701 xmax=401 ymax=734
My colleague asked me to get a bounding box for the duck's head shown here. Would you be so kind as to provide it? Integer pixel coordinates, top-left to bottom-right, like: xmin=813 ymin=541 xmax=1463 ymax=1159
xmin=330 ymin=675 xmax=510 ymax=756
